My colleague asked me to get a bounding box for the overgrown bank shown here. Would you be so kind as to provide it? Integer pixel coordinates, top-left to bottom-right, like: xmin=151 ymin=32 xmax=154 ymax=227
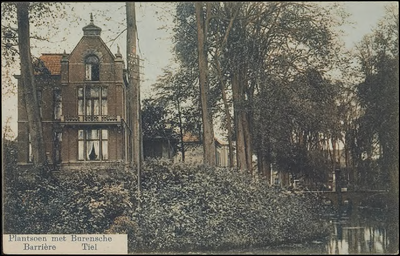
xmin=4 ymin=159 xmax=329 ymax=253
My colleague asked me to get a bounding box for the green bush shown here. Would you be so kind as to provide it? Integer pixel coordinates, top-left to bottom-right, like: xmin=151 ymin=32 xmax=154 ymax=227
xmin=4 ymin=166 xmax=136 ymax=234
xmin=118 ymin=159 xmax=328 ymax=252
xmin=4 ymin=158 xmax=328 ymax=253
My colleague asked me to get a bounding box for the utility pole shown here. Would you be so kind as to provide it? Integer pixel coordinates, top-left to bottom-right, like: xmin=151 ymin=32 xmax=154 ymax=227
xmin=126 ymin=2 xmax=142 ymax=198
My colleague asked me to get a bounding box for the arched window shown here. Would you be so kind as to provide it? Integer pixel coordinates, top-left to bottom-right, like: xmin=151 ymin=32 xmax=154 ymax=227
xmin=85 ymin=55 xmax=100 ymax=81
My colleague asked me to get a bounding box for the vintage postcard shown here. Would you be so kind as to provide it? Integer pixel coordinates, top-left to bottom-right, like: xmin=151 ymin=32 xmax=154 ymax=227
xmin=2 ymin=2 xmax=398 ymax=254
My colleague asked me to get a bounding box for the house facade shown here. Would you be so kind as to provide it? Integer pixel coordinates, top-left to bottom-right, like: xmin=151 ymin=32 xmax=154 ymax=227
xmin=17 ymin=17 xmax=133 ymax=170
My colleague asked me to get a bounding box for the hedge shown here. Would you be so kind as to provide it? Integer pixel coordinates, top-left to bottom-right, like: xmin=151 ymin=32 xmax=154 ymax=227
xmin=4 ymin=159 xmax=329 ymax=253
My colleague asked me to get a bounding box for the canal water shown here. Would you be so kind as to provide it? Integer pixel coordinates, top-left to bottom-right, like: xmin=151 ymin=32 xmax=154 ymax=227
xmin=226 ymin=208 xmax=399 ymax=255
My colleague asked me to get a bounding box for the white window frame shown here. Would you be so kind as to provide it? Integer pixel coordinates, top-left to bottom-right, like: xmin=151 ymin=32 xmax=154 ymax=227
xmin=78 ymin=129 xmax=108 ymax=161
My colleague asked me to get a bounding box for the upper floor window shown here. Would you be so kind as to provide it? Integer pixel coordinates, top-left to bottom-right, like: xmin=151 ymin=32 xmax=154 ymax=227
xmin=37 ymin=90 xmax=43 ymax=118
xmin=78 ymin=86 xmax=107 ymax=116
xmin=85 ymin=55 xmax=100 ymax=81
xmin=54 ymin=89 xmax=62 ymax=119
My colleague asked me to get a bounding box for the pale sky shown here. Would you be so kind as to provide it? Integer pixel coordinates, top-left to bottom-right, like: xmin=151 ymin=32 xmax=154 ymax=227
xmin=1 ymin=2 xmax=397 ymax=139
xmin=339 ymin=1 xmax=395 ymax=48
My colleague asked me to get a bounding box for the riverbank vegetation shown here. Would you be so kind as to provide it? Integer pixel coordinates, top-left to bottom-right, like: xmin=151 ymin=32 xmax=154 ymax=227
xmin=4 ymin=158 xmax=329 ymax=253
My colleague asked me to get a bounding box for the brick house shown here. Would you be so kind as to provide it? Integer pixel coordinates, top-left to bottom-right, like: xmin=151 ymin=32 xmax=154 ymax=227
xmin=17 ymin=17 xmax=134 ymax=170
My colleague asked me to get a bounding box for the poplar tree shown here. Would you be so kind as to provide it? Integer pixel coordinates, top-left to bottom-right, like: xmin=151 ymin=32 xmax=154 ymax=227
xmin=16 ymin=2 xmax=46 ymax=169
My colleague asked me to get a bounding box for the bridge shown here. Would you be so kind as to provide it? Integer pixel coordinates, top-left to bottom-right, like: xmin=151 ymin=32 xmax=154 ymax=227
xmin=303 ymin=190 xmax=389 ymax=210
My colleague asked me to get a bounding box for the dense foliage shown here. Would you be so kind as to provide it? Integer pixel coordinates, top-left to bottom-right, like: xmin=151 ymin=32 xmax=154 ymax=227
xmin=4 ymin=155 xmax=328 ymax=253
xmin=4 ymin=164 xmax=136 ymax=234
xmin=142 ymin=98 xmax=178 ymax=139
xmin=162 ymin=2 xmax=350 ymax=178
xmin=351 ymin=6 xmax=399 ymax=198
xmin=111 ymin=160 xmax=329 ymax=252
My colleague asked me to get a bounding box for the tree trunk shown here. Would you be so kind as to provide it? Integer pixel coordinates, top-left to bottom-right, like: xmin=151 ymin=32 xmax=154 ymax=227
xmin=332 ymin=137 xmax=337 ymax=192
xmin=16 ymin=2 xmax=46 ymax=169
xmin=232 ymin=64 xmax=253 ymax=173
xmin=243 ymin=76 xmax=253 ymax=173
xmin=257 ymin=149 xmax=271 ymax=183
xmin=242 ymin=110 xmax=252 ymax=172
xmin=195 ymin=2 xmax=216 ymax=166
xmin=258 ymin=134 xmax=272 ymax=182
xmin=177 ymin=100 xmax=185 ymax=162
xmin=232 ymin=72 xmax=246 ymax=170
xmin=222 ymin=83 xmax=234 ymax=168
xmin=126 ymin=2 xmax=142 ymax=195
xmin=215 ymin=58 xmax=234 ymax=167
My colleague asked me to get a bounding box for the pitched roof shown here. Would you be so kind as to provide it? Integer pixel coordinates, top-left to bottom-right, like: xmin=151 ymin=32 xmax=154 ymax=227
xmin=182 ymin=132 xmax=229 ymax=145
xmin=214 ymin=137 xmax=228 ymax=146
xmin=37 ymin=53 xmax=65 ymax=75
xmin=183 ymin=132 xmax=200 ymax=143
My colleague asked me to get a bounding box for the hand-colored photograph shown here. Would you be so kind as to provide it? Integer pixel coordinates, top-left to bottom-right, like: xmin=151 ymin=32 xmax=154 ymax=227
xmin=2 ymin=2 xmax=399 ymax=254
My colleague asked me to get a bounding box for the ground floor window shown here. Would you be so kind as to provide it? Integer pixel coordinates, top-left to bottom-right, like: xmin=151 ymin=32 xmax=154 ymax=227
xmin=28 ymin=133 xmax=33 ymax=162
xmin=54 ymin=132 xmax=62 ymax=163
xmin=78 ymin=129 xmax=108 ymax=161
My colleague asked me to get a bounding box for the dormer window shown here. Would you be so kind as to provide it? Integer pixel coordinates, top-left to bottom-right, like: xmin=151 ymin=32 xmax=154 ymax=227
xmin=85 ymin=55 xmax=100 ymax=81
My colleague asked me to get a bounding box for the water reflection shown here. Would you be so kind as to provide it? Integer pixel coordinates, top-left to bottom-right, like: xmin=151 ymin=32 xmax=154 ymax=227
xmin=326 ymin=209 xmax=397 ymax=254
xmin=225 ymin=209 xmax=398 ymax=254
xmin=328 ymin=221 xmax=390 ymax=254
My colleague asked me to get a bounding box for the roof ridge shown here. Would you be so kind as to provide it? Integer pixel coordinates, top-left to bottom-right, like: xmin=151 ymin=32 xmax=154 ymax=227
xmin=41 ymin=53 xmax=66 ymax=55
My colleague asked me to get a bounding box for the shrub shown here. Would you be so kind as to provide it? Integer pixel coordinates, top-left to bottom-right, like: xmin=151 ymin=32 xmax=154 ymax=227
xmin=118 ymin=159 xmax=328 ymax=252
xmin=4 ymin=158 xmax=328 ymax=253
xmin=4 ymin=166 xmax=136 ymax=234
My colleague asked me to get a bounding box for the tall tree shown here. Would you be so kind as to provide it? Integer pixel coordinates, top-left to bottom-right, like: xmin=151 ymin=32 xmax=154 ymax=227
xmin=195 ymin=2 xmax=216 ymax=166
xmin=16 ymin=2 xmax=46 ymax=169
xmin=355 ymin=4 xmax=398 ymax=202
xmin=2 ymin=2 xmax=66 ymax=96
xmin=217 ymin=2 xmax=346 ymax=177
xmin=172 ymin=2 xmax=347 ymax=178
xmin=2 ymin=2 xmax=66 ymax=169
xmin=210 ymin=2 xmax=240 ymax=168
xmin=367 ymin=8 xmax=398 ymax=248
xmin=153 ymin=67 xmax=201 ymax=162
